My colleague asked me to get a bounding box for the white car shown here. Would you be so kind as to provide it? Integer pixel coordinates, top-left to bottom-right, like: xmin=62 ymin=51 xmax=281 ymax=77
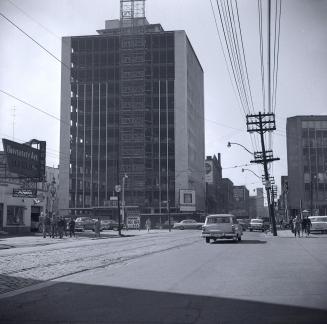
xmin=309 ymin=216 xmax=327 ymax=234
xmin=173 ymin=219 xmax=203 ymax=230
xmin=202 ymin=214 xmax=243 ymax=243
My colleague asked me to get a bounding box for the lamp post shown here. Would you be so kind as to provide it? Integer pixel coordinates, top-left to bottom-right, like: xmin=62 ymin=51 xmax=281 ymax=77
xmin=115 ymin=184 xmax=122 ymax=236
xmin=49 ymin=176 xmax=56 ymax=215
xmin=121 ymin=174 xmax=128 ymax=227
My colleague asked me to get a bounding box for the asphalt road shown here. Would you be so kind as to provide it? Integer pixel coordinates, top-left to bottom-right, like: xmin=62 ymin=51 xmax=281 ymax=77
xmin=0 ymin=230 xmax=327 ymax=323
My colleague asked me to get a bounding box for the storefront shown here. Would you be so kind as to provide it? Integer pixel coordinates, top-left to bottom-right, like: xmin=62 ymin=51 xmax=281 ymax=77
xmin=0 ymin=182 xmax=46 ymax=234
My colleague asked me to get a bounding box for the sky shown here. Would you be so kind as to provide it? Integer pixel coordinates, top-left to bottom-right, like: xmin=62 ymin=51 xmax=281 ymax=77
xmin=0 ymin=0 xmax=326 ymax=196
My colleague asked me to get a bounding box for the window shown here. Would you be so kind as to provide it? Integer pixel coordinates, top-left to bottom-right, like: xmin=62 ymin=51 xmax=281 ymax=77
xmin=7 ymin=206 xmax=24 ymax=225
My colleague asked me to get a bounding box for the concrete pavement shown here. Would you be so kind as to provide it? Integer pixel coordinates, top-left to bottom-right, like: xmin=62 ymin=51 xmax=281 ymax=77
xmin=0 ymin=231 xmax=326 ymax=323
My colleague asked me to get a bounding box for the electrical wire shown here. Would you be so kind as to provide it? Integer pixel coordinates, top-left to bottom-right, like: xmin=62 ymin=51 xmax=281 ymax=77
xmin=0 ymin=11 xmax=71 ymax=71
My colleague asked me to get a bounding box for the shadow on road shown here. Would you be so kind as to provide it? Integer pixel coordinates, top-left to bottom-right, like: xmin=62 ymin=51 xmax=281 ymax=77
xmin=210 ymin=239 xmax=267 ymax=244
xmin=0 ymin=274 xmax=326 ymax=323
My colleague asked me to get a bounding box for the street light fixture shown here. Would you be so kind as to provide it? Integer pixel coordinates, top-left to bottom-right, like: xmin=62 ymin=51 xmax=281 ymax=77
xmin=227 ymin=141 xmax=254 ymax=155
xmin=241 ymin=168 xmax=261 ymax=179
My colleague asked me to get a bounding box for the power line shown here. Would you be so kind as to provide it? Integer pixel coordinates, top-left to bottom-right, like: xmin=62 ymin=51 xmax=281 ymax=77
xmin=0 ymin=11 xmax=70 ymax=71
xmin=0 ymin=89 xmax=68 ymax=125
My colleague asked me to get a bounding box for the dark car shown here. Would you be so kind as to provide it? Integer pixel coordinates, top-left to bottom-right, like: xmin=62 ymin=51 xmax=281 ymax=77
xmin=75 ymin=217 xmax=95 ymax=231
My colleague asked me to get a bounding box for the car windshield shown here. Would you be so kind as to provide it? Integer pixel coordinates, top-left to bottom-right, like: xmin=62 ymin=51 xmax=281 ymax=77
xmin=251 ymin=219 xmax=263 ymax=224
xmin=206 ymin=217 xmax=231 ymax=224
xmin=310 ymin=217 xmax=327 ymax=222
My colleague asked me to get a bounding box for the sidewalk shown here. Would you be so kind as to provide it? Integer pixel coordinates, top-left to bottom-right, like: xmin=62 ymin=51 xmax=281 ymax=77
xmin=266 ymin=229 xmax=327 ymax=238
xmin=0 ymin=229 xmax=165 ymax=250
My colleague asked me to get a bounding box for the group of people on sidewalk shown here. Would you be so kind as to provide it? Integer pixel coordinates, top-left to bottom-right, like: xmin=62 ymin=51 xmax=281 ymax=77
xmin=290 ymin=215 xmax=312 ymax=237
xmin=41 ymin=211 xmax=76 ymax=239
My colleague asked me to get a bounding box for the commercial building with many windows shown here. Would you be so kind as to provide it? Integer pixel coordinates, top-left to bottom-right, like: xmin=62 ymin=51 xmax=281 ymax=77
xmin=287 ymin=116 xmax=327 ymax=216
xmin=59 ymin=16 xmax=205 ymax=217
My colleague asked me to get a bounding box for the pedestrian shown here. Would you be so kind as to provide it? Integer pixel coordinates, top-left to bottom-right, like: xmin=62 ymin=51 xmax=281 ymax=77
xmin=145 ymin=218 xmax=151 ymax=232
xmin=94 ymin=218 xmax=101 ymax=238
xmin=51 ymin=213 xmax=58 ymax=238
xmin=306 ymin=217 xmax=312 ymax=237
xmin=301 ymin=217 xmax=307 ymax=237
xmin=63 ymin=217 xmax=68 ymax=237
xmin=293 ymin=215 xmax=301 ymax=238
xmin=69 ymin=217 xmax=75 ymax=237
xmin=58 ymin=217 xmax=65 ymax=239
xmin=280 ymin=219 xmax=283 ymax=230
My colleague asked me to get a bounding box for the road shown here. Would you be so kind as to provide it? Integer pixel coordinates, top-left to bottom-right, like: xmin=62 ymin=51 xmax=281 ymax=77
xmin=0 ymin=230 xmax=327 ymax=323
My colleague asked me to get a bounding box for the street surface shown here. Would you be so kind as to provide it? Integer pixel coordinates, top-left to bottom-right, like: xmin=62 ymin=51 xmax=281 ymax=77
xmin=0 ymin=229 xmax=327 ymax=323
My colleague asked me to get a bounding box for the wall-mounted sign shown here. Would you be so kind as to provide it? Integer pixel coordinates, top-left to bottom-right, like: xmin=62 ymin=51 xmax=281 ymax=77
xmin=13 ymin=188 xmax=37 ymax=198
xmin=179 ymin=189 xmax=196 ymax=212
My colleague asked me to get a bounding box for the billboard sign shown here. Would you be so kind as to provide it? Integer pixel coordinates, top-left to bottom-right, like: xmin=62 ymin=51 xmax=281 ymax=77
xmin=179 ymin=189 xmax=196 ymax=212
xmin=2 ymin=139 xmax=46 ymax=181
xmin=205 ymin=160 xmax=213 ymax=184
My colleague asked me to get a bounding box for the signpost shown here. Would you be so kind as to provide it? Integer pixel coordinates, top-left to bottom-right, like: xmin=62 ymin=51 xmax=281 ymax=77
xmin=115 ymin=185 xmax=122 ymax=236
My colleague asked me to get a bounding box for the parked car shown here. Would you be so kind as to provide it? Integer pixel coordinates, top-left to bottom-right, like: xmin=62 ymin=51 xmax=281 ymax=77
xmin=202 ymin=214 xmax=243 ymax=243
xmin=248 ymin=218 xmax=265 ymax=232
xmin=173 ymin=219 xmax=203 ymax=230
xmin=309 ymin=216 xmax=327 ymax=234
xmin=100 ymin=219 xmax=122 ymax=230
xmin=75 ymin=217 xmax=95 ymax=231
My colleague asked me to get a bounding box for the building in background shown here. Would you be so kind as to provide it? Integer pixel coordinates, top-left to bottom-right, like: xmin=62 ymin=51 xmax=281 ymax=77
xmin=59 ymin=1 xmax=205 ymax=218
xmin=205 ymin=154 xmax=222 ymax=214
xmin=248 ymin=187 xmax=265 ymax=219
xmin=287 ymin=116 xmax=327 ymax=217
xmin=220 ymin=178 xmax=234 ymax=214
xmin=231 ymin=185 xmax=249 ymax=218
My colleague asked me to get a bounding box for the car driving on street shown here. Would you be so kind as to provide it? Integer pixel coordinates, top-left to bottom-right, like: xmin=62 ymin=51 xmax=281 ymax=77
xmin=248 ymin=218 xmax=265 ymax=232
xmin=202 ymin=214 xmax=243 ymax=243
xmin=173 ymin=219 xmax=203 ymax=230
xmin=309 ymin=216 xmax=327 ymax=234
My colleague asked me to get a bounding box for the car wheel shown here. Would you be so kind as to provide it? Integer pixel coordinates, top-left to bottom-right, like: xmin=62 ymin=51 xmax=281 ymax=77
xmin=250 ymin=228 xmax=253 ymax=232
xmin=180 ymin=226 xmax=184 ymax=230
xmin=262 ymin=229 xmax=265 ymax=232
xmin=205 ymin=237 xmax=210 ymax=243
xmin=238 ymin=234 xmax=241 ymax=241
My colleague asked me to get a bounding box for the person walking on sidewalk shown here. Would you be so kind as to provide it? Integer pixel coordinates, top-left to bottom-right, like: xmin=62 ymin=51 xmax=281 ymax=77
xmin=293 ymin=215 xmax=301 ymax=237
xmin=69 ymin=217 xmax=75 ymax=237
xmin=306 ymin=217 xmax=312 ymax=237
xmin=301 ymin=217 xmax=307 ymax=237
xmin=94 ymin=218 xmax=101 ymax=238
xmin=145 ymin=218 xmax=151 ymax=232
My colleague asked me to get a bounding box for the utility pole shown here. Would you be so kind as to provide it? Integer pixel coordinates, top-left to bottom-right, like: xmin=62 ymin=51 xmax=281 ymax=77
xmin=246 ymin=112 xmax=279 ymax=236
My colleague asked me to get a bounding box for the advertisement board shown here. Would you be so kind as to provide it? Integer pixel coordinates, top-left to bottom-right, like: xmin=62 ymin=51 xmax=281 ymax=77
xmin=2 ymin=139 xmax=46 ymax=181
xmin=205 ymin=160 xmax=213 ymax=184
xmin=179 ymin=189 xmax=196 ymax=212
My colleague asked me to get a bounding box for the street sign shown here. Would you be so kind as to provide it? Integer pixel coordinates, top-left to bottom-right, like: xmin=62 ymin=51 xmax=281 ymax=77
xmin=13 ymin=188 xmax=37 ymax=198
xmin=115 ymin=185 xmax=121 ymax=193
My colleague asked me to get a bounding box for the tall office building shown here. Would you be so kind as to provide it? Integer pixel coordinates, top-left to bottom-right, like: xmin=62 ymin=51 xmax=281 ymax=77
xmin=59 ymin=1 xmax=205 ymax=215
xmin=286 ymin=116 xmax=327 ymax=216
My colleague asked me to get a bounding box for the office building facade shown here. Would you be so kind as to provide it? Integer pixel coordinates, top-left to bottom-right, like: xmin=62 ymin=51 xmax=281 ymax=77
xmin=286 ymin=116 xmax=327 ymax=216
xmin=59 ymin=14 xmax=205 ymax=215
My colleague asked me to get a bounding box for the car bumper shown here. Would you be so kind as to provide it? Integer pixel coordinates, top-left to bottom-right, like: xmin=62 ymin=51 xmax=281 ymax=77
xmin=202 ymin=233 xmax=236 ymax=239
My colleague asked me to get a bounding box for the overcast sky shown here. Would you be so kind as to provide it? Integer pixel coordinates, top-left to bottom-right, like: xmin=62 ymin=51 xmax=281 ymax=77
xmin=0 ymin=0 xmax=326 ymax=196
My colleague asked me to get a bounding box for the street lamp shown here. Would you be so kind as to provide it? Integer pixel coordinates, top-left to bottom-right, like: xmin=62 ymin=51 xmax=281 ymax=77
xmin=242 ymin=168 xmax=261 ymax=179
xmin=122 ymin=174 xmax=128 ymax=227
xmin=227 ymin=141 xmax=254 ymax=155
